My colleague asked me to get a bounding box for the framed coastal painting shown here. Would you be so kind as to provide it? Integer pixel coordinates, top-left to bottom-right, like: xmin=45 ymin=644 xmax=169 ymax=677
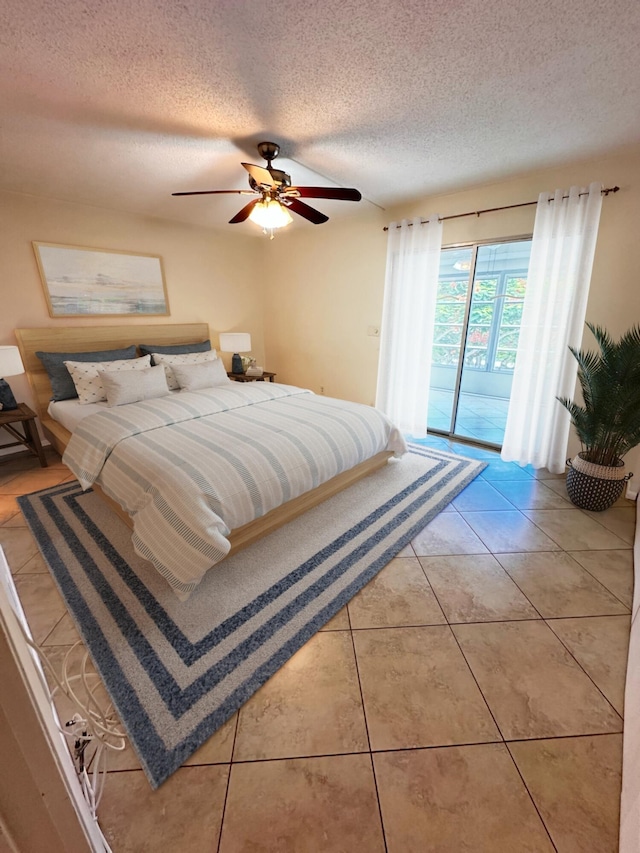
xmin=33 ymin=242 xmax=170 ymax=317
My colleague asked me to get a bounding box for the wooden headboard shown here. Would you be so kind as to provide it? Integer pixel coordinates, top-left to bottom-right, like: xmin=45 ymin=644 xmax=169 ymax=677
xmin=15 ymin=323 xmax=210 ymax=454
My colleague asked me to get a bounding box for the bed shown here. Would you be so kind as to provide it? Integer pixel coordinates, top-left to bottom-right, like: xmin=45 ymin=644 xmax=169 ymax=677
xmin=16 ymin=324 xmax=405 ymax=599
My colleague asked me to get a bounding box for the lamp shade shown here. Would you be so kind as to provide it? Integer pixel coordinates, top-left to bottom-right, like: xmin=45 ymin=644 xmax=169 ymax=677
xmin=248 ymin=199 xmax=293 ymax=230
xmin=0 ymin=346 xmax=24 ymax=377
xmin=218 ymin=333 xmax=252 ymax=353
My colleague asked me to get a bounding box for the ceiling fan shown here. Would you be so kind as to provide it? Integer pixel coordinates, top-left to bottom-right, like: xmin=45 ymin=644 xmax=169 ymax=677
xmin=172 ymin=141 xmax=362 ymax=232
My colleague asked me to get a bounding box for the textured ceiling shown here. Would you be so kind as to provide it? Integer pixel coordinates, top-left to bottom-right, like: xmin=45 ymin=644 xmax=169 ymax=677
xmin=1 ymin=0 xmax=639 ymax=232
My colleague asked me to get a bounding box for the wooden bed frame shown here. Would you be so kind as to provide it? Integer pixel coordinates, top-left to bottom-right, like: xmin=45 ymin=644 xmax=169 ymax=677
xmin=15 ymin=324 xmax=392 ymax=555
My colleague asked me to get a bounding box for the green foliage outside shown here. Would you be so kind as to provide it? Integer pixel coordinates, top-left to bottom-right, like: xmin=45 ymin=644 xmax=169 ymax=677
xmin=432 ymin=275 xmax=527 ymax=371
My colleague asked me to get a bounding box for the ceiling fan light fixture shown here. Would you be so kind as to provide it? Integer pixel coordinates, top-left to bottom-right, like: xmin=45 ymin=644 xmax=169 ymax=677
xmin=173 ymin=141 xmax=361 ymax=227
xmin=248 ymin=198 xmax=293 ymax=236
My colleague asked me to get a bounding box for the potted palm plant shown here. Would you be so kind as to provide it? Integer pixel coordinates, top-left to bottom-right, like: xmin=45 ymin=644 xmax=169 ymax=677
xmin=557 ymin=322 xmax=640 ymax=511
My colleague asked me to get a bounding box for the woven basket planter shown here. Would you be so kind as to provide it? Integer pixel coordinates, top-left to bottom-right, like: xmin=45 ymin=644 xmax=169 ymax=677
xmin=566 ymin=453 xmax=632 ymax=511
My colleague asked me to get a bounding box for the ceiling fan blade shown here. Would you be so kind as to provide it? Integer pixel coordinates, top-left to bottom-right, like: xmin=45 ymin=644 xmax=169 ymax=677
xmin=229 ymin=198 xmax=260 ymax=224
xmin=172 ymin=189 xmax=255 ymax=196
xmin=286 ymin=186 xmax=362 ymax=202
xmin=241 ymin=163 xmax=276 ymax=188
xmin=286 ymin=198 xmax=329 ymax=225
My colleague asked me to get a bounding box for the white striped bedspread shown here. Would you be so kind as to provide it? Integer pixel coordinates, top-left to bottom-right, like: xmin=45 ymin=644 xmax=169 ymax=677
xmin=63 ymin=383 xmax=407 ymax=600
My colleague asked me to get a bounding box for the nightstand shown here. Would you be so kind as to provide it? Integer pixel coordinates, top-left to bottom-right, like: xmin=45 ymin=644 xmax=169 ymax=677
xmin=0 ymin=403 xmax=47 ymax=467
xmin=227 ymin=372 xmax=276 ymax=383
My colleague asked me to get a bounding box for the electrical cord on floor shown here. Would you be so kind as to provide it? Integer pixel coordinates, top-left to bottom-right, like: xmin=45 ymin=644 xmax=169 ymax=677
xmin=20 ymin=629 xmax=127 ymax=853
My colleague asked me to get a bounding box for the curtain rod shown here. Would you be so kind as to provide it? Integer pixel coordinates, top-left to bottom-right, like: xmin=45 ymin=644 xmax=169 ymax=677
xmin=382 ymin=186 xmax=619 ymax=231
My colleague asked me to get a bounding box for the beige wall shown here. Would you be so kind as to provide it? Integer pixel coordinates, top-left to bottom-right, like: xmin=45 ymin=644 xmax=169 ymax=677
xmin=262 ymin=208 xmax=387 ymax=402
xmin=264 ymin=143 xmax=640 ymax=468
xmin=3 ymin=144 xmax=640 ymax=468
xmin=1 ymin=191 xmax=265 ymax=413
xmin=387 ymin=143 xmax=640 ymax=342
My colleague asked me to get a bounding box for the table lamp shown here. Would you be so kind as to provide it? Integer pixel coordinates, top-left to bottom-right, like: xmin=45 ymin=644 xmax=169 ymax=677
xmin=219 ymin=332 xmax=252 ymax=375
xmin=0 ymin=346 xmax=25 ymax=411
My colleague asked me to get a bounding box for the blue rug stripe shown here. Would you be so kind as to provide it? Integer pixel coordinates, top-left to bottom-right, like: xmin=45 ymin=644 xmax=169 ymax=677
xmin=158 ymin=461 xmax=485 ymax=781
xmin=49 ymin=458 xmax=455 ymax=717
xmin=17 ymin=493 xmax=169 ymax=784
xmin=18 ymin=448 xmax=486 ymax=788
xmin=58 ymin=452 xmax=463 ymax=665
xmin=21 ymin=453 xmax=483 ymax=716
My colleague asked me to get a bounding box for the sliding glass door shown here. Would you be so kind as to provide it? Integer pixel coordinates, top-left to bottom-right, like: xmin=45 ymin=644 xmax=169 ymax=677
xmin=427 ymin=239 xmax=531 ymax=446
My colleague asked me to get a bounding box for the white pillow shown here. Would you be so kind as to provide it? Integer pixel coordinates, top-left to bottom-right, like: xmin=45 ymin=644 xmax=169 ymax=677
xmin=152 ymin=350 xmax=217 ymax=391
xmin=64 ymin=355 xmax=152 ymax=404
xmin=100 ymin=364 xmax=170 ymax=407
xmin=172 ymin=359 xmax=231 ymax=392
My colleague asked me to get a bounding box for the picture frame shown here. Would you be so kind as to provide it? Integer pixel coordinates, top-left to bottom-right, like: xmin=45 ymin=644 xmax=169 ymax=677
xmin=32 ymin=242 xmax=170 ymax=318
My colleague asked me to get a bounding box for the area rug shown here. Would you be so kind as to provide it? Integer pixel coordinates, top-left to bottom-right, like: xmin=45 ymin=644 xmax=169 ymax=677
xmin=18 ymin=444 xmax=485 ymax=788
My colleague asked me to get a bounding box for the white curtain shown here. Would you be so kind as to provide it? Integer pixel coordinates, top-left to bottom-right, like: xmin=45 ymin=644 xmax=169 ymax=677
xmin=375 ymin=216 xmax=442 ymax=437
xmin=501 ymin=182 xmax=603 ymax=472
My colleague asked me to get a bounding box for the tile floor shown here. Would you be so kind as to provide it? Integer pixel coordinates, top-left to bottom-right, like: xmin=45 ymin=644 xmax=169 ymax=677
xmin=428 ymin=389 xmax=511 ymax=445
xmin=1 ymin=439 xmax=635 ymax=852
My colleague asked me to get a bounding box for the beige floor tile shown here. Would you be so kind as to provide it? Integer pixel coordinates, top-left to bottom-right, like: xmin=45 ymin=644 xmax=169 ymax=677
xmin=0 ymin=468 xmax=71 ymax=495
xmin=612 ymin=492 xmax=636 ymax=508
xmin=547 ymin=616 xmax=630 ymax=715
xmin=1 ymin=508 xmax=26 ymax=527
xmin=568 ymin=549 xmax=634 ymax=607
xmin=219 ymin=754 xmax=385 ymax=853
xmin=40 ymin=641 xmax=92 ymax=683
xmin=233 ymin=631 xmax=368 ymax=760
xmin=319 ymin=605 xmax=350 ymax=630
xmin=452 ymin=621 xmax=622 ymax=739
xmin=0 ymin=497 xmax=21 ymax=524
xmin=539 ymin=477 xmax=571 ymax=497
xmin=509 ymin=734 xmax=622 ymax=853
xmin=479 ymin=460 xmax=534 ymax=481
xmin=452 ymin=479 xmax=515 ymax=511
xmin=374 ymin=743 xmax=553 ymax=852
xmin=461 ymin=510 xmax=562 ymax=552
xmin=0 ymin=527 xmax=39 ymax=572
xmin=353 ymin=626 xmax=499 ymax=750
xmin=42 ymin=612 xmax=82 ymax=645
xmin=348 ymin=557 xmax=446 ymax=628
xmin=6 ymin=439 xmax=632 ymax=853
xmin=411 ymin=511 xmax=489 ymax=556
xmin=419 ymin=554 xmax=539 ymax=623
xmin=522 ymin=508 xmax=630 ymax=550
xmin=580 ymin=506 xmax=636 ymax=544
xmin=0 ymin=824 xmax=13 ymax=853
xmin=182 ymin=714 xmax=237 ymax=766
xmin=13 ymin=573 xmax=68 ymax=643
xmin=492 ymin=478 xmax=573 ymax=509
xmin=532 ymin=468 xmax=567 ymax=481
xmin=99 ymin=765 xmax=229 ymax=853
xmin=496 ymin=552 xmax=629 ymax=618
xmin=14 ymin=551 xmax=49 ymax=574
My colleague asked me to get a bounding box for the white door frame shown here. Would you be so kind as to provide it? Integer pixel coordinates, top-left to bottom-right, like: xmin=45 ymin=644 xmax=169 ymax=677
xmin=0 ymin=548 xmax=106 ymax=852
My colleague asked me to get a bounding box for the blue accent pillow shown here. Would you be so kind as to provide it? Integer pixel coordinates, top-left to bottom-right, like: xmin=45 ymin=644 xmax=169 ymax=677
xmin=138 ymin=340 xmax=211 ymax=365
xmin=36 ymin=346 xmax=138 ymax=401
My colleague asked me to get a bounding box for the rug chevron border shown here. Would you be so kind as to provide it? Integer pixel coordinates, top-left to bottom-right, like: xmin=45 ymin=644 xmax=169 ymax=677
xmin=19 ymin=445 xmax=486 ymax=788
